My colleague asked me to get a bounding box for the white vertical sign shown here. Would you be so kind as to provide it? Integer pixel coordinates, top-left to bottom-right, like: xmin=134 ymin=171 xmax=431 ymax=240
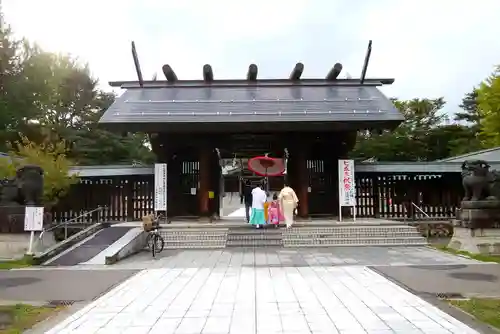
xmin=24 ymin=206 xmax=44 ymax=255
xmin=154 ymin=163 xmax=167 ymax=212
xmin=338 ymin=159 xmax=357 ymax=221
xmin=24 ymin=206 xmax=44 ymax=231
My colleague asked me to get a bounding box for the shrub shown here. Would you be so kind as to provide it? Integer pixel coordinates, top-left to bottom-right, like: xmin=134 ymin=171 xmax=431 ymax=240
xmin=0 ymin=136 xmax=79 ymax=207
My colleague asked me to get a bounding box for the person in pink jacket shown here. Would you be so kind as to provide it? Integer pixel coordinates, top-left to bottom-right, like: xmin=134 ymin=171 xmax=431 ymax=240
xmin=267 ymin=194 xmax=283 ymax=228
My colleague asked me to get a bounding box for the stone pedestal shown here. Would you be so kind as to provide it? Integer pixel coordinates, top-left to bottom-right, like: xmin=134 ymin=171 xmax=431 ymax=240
xmin=449 ymin=227 xmax=500 ymax=254
xmin=0 ymin=206 xmax=52 ymax=234
xmin=460 ymin=200 xmax=500 ymax=229
xmin=0 ymin=206 xmax=27 ymax=233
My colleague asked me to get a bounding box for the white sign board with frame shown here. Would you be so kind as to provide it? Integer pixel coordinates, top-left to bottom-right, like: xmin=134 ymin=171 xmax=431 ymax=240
xmin=154 ymin=163 xmax=167 ymax=212
xmin=24 ymin=206 xmax=44 ymax=231
xmin=338 ymin=159 xmax=357 ymax=221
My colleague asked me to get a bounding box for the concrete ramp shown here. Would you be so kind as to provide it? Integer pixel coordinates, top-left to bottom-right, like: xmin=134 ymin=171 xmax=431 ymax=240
xmin=44 ymin=226 xmax=133 ymax=266
xmin=84 ymin=227 xmax=145 ymax=265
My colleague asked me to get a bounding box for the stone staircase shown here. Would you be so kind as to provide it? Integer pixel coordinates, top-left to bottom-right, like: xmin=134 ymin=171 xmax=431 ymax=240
xmin=282 ymin=225 xmax=427 ymax=247
xmin=226 ymin=228 xmax=282 ymax=247
xmin=154 ymin=222 xmax=427 ymax=249
xmin=158 ymin=229 xmax=227 ymax=249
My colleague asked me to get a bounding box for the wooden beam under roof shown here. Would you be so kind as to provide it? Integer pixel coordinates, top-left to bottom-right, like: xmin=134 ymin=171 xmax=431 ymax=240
xmin=325 ymin=63 xmax=343 ymax=81
xmin=289 ymin=63 xmax=304 ymax=80
xmin=247 ymin=64 xmax=258 ymax=81
xmin=360 ymin=40 xmax=373 ymax=84
xmin=162 ymin=64 xmax=178 ymax=82
xmin=131 ymin=41 xmax=144 ymax=87
xmin=203 ymin=64 xmax=214 ymax=82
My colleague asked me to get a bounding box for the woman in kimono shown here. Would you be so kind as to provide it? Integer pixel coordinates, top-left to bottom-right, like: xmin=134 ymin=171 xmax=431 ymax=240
xmin=278 ymin=183 xmax=299 ymax=228
xmin=267 ymin=193 xmax=281 ymax=228
xmin=249 ymin=182 xmax=267 ymax=228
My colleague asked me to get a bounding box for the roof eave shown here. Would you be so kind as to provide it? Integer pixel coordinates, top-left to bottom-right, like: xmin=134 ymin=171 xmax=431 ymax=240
xmin=108 ymin=78 xmax=395 ymax=89
xmin=97 ymin=119 xmax=403 ymax=134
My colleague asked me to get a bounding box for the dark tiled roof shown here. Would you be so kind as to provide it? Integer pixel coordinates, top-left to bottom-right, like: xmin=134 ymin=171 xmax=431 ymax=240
xmin=99 ymin=84 xmax=403 ymax=126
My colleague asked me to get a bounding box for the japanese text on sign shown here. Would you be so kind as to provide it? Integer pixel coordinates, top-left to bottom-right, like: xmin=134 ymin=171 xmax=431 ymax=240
xmin=24 ymin=206 xmax=44 ymax=231
xmin=154 ymin=163 xmax=167 ymax=211
xmin=338 ymin=159 xmax=356 ymax=206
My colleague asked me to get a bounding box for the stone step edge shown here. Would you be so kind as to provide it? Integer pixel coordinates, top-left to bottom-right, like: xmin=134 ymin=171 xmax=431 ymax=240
xmin=283 ymin=242 xmax=428 ymax=247
xmin=227 ymin=234 xmax=282 ymax=237
xmin=161 ymin=230 xmax=419 ymax=235
xmin=227 ymin=231 xmax=283 ymax=234
xmin=159 ymin=222 xmax=408 ymax=228
xmin=285 ymin=227 xmax=418 ymax=231
xmin=227 ymin=240 xmax=283 ymax=243
xmin=283 ymin=238 xmax=427 ymax=243
xmin=160 ymin=234 xmax=227 ymax=236
xmin=283 ymin=234 xmax=422 ymax=238
xmin=283 ymin=237 xmax=427 ymax=242
xmin=160 ymin=229 xmax=229 ymax=233
xmin=162 ymin=243 xmax=227 ymax=246
xmin=163 ymin=245 xmax=226 ymax=249
xmin=162 ymin=235 xmax=227 ymax=240
xmin=226 ymin=243 xmax=283 ymax=246
xmin=162 ymin=224 xmax=415 ymax=228
xmin=283 ymin=239 xmax=428 ymax=244
xmin=161 ymin=233 xmax=229 ymax=236
xmin=283 ymin=231 xmax=422 ymax=234
xmin=162 ymin=240 xmax=228 ymax=243
xmin=227 ymin=236 xmax=283 ymax=240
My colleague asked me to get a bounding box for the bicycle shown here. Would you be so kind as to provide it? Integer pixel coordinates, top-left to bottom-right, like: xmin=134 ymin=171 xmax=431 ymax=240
xmin=144 ymin=213 xmax=166 ymax=258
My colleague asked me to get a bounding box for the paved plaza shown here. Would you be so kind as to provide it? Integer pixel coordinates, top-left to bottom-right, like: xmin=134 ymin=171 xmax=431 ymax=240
xmin=46 ymin=266 xmax=480 ymax=334
xmin=112 ymin=246 xmax=480 ymax=270
xmin=39 ymin=247 xmax=489 ymax=334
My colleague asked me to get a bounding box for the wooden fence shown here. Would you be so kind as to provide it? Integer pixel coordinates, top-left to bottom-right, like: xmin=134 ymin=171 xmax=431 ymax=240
xmin=51 ymin=172 xmax=463 ymax=222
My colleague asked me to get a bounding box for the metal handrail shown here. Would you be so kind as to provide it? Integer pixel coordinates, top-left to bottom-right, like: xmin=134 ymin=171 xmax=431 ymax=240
xmin=411 ymin=202 xmax=430 ymax=218
xmin=39 ymin=206 xmax=106 ymax=240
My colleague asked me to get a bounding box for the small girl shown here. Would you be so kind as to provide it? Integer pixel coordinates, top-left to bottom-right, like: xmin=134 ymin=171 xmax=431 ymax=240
xmin=267 ymin=194 xmax=281 ymax=228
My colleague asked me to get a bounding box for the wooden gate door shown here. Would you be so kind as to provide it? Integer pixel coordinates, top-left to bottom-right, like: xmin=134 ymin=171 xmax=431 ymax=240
xmin=307 ymin=159 xmax=332 ymax=215
xmin=179 ymin=161 xmax=200 ymax=216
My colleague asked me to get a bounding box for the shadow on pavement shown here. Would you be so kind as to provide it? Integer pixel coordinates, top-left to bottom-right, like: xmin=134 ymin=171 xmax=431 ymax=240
xmin=0 ymin=269 xmax=138 ymax=302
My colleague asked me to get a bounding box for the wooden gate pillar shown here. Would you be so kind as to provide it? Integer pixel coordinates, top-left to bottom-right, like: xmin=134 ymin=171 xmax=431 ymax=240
xmin=198 ymin=142 xmax=211 ymax=217
xmin=296 ymin=143 xmax=309 ymax=217
xmin=166 ymin=143 xmax=181 ymax=218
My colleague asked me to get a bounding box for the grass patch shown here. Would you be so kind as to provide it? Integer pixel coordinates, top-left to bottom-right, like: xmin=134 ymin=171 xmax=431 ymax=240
xmin=0 ymin=256 xmax=34 ymax=270
xmin=0 ymin=304 xmax=63 ymax=333
xmin=433 ymin=245 xmax=500 ymax=263
xmin=450 ymin=298 xmax=500 ymax=330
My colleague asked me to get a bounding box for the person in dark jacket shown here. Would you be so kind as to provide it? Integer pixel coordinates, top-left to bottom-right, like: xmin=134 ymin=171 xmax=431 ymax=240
xmin=240 ymin=179 xmax=253 ymax=223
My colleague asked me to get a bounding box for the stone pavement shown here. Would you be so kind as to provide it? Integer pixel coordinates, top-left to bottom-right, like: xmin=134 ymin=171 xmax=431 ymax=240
xmin=39 ymin=247 xmax=491 ymax=334
xmin=110 ymin=246 xmax=480 ymax=270
xmin=46 ymin=266 xmax=481 ymax=334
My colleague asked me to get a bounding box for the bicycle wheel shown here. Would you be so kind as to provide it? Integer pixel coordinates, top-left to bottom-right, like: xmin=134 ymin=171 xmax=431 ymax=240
xmin=151 ymin=234 xmax=156 ymax=258
xmin=155 ymin=234 xmax=165 ymax=254
xmin=146 ymin=233 xmax=153 ymax=250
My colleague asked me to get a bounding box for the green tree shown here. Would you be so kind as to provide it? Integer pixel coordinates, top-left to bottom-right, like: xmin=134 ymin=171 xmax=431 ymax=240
xmin=424 ymin=124 xmax=479 ymax=160
xmin=477 ymin=66 xmax=500 ymax=147
xmin=0 ymin=26 xmax=44 ymax=150
xmin=58 ymin=90 xmax=156 ymax=165
xmin=456 ymin=89 xmax=480 ymax=126
xmin=1 ymin=14 xmax=155 ymax=165
xmin=31 ymin=54 xmax=155 ymax=165
xmin=450 ymin=89 xmax=483 ymax=154
xmin=351 ymin=98 xmax=447 ymax=161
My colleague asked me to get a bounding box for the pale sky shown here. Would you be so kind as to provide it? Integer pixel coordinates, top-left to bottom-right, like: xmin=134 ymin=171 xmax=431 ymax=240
xmin=3 ymin=0 xmax=500 ymax=116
